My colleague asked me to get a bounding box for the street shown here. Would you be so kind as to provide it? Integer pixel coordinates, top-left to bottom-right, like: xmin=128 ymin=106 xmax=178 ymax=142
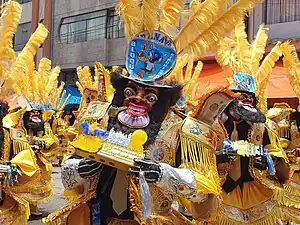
xmin=28 ymin=166 xmax=67 ymax=225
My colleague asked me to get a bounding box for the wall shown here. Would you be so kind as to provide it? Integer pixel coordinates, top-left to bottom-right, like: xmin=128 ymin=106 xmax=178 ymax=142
xmin=251 ymin=2 xmax=300 ymax=42
xmin=52 ymin=0 xmax=127 ymax=70
xmin=19 ymin=0 xmax=45 ymax=23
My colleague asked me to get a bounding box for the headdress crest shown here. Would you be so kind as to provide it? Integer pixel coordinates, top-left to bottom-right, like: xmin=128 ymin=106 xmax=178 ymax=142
xmin=117 ymin=0 xmax=264 ymax=88
xmin=216 ymin=21 xmax=282 ymax=112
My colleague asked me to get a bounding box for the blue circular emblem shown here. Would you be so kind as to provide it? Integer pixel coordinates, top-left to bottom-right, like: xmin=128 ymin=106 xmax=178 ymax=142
xmin=126 ymin=31 xmax=177 ymax=82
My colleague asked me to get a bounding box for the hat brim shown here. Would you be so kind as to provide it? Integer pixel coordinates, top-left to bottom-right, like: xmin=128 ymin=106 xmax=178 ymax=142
xmin=120 ymin=74 xmax=174 ymax=89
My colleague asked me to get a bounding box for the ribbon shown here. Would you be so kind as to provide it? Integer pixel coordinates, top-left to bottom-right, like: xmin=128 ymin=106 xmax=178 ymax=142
xmin=139 ymin=171 xmax=152 ymax=220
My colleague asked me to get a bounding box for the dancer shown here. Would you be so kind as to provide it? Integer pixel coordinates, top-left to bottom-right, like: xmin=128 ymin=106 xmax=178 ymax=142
xmin=213 ymin=21 xmax=290 ymax=225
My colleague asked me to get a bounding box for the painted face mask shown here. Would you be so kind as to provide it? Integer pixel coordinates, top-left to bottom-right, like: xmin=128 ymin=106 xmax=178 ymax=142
xmin=231 ymin=92 xmax=266 ymax=123
xmin=118 ymin=81 xmax=159 ymax=128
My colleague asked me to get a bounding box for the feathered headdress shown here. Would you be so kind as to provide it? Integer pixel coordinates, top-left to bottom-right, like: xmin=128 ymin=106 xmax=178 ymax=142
xmin=76 ymin=62 xmax=115 ymax=108
xmin=281 ymin=42 xmax=300 ymax=100
xmin=215 ymin=21 xmax=282 ymax=112
xmin=7 ymin=23 xmax=67 ymax=111
xmin=117 ymin=0 xmax=263 ymax=89
xmin=0 ymin=0 xmax=22 ymax=98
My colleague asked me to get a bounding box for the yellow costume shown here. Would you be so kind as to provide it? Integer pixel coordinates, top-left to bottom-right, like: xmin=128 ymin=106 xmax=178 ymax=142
xmin=0 ymin=1 xmax=45 ymax=224
xmin=213 ymin=21 xmax=289 ymax=225
xmin=44 ymin=0 xmax=264 ymax=224
xmin=266 ymin=41 xmax=300 ymax=223
xmin=1 ymin=13 xmax=66 ymax=213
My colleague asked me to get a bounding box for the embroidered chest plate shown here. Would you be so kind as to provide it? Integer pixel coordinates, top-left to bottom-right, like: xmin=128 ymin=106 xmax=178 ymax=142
xmin=145 ymin=111 xmax=182 ymax=166
xmin=248 ymin=123 xmax=264 ymax=145
xmin=10 ymin=128 xmax=27 ymax=142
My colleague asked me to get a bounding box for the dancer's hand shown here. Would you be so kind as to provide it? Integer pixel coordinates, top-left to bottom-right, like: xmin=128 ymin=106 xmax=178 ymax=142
xmin=129 ymin=158 xmax=162 ymax=183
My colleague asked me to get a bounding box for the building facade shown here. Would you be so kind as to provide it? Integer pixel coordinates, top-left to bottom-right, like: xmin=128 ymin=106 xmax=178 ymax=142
xmin=52 ymin=0 xmax=126 ymax=85
xmin=249 ymin=1 xmax=300 ymax=42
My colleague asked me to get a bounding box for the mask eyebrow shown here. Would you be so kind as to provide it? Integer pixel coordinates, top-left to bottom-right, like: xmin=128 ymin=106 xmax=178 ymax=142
xmin=145 ymin=87 xmax=159 ymax=95
xmin=127 ymin=82 xmax=139 ymax=91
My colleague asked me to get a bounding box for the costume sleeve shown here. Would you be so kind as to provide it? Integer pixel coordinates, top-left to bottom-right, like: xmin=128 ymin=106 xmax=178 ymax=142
xmin=61 ymin=157 xmax=103 ymax=190
xmin=264 ymin=125 xmax=288 ymax=160
xmin=263 ymin=126 xmax=290 ymax=183
xmin=156 ymin=117 xmax=222 ymax=221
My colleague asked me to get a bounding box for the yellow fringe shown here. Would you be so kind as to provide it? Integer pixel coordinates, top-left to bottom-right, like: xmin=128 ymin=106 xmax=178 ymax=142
xmin=180 ymin=133 xmax=222 ymax=196
xmin=216 ymin=205 xmax=282 ymax=225
xmin=12 ymin=139 xmax=31 ymax=157
xmin=274 ymin=182 xmax=300 ymax=209
xmin=1 ymin=189 xmax=31 ymax=225
xmin=282 ymin=207 xmax=300 ymax=224
xmin=42 ymin=191 xmax=96 ymax=225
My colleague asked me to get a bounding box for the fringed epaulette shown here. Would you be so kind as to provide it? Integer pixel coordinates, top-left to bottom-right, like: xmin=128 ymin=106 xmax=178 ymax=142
xmin=180 ymin=116 xmax=221 ymax=196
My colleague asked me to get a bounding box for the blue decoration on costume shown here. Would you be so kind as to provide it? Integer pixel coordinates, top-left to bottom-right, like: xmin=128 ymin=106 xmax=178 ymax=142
xmin=231 ymin=73 xmax=257 ymax=93
xmin=126 ymin=31 xmax=177 ymax=82
xmin=81 ymin=121 xmax=90 ymax=135
xmin=92 ymin=129 xmax=109 ymax=139
xmin=91 ymin=197 xmax=101 ymax=225
xmin=30 ymin=102 xmax=53 ymax=111
xmin=261 ymin=146 xmax=276 ymax=175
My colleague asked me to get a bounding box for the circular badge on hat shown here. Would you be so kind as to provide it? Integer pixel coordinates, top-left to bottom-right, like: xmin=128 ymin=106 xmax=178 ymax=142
xmin=126 ymin=31 xmax=177 ymax=82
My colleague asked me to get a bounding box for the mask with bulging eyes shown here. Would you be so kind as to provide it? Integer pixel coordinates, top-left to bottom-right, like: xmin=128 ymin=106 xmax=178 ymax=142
xmin=118 ymin=81 xmax=159 ymax=128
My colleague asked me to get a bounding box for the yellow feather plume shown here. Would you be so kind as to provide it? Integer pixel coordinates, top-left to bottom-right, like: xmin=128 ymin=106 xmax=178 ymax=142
xmin=0 ymin=0 xmax=22 ymax=69
xmin=175 ymin=0 xmax=230 ymax=54
xmin=216 ymin=37 xmax=237 ymax=72
xmin=37 ymin=58 xmax=52 ymax=102
xmin=46 ymin=66 xmax=60 ymax=93
xmin=186 ymin=60 xmax=203 ymax=101
xmin=184 ymin=0 xmax=263 ymax=59
xmin=232 ymin=21 xmax=252 ymax=73
xmin=8 ymin=23 xmax=48 ymax=101
xmin=141 ymin=0 xmax=160 ymax=32
xmin=76 ymin=66 xmax=99 ymax=95
xmin=159 ymin=0 xmax=185 ymax=37
xmin=95 ymin=61 xmax=115 ymax=103
xmin=116 ymin=0 xmax=141 ymax=41
xmin=281 ymin=42 xmax=300 ymax=99
xmin=28 ymin=61 xmax=37 ymax=101
xmin=255 ymin=42 xmax=282 ymax=112
xmin=250 ymin=24 xmax=269 ymax=74
xmin=167 ymin=53 xmax=190 ymax=83
xmin=0 ymin=0 xmax=22 ymax=97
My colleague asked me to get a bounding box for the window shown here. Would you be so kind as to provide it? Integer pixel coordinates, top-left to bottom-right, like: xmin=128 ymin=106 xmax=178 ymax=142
xmin=18 ymin=0 xmax=32 ymax=3
xmin=264 ymin=0 xmax=300 ymax=24
xmin=14 ymin=22 xmax=31 ymax=51
xmin=60 ymin=10 xmax=107 ymax=44
xmin=59 ymin=9 xmax=124 ymax=44
xmin=106 ymin=10 xmax=124 ymax=39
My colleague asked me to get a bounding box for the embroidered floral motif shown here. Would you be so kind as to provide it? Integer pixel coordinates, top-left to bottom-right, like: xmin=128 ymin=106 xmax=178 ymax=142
xmin=190 ymin=123 xmax=202 ymax=135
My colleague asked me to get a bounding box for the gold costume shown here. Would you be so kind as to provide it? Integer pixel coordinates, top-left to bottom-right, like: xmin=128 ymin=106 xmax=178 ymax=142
xmin=213 ymin=21 xmax=289 ymax=225
xmin=44 ymin=0 xmax=263 ymax=224
xmin=267 ymin=103 xmax=300 ymax=223
xmin=0 ymin=1 xmax=49 ymax=224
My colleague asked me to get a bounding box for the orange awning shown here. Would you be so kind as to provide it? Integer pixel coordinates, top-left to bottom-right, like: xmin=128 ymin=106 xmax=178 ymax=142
xmin=195 ymin=63 xmax=296 ymax=98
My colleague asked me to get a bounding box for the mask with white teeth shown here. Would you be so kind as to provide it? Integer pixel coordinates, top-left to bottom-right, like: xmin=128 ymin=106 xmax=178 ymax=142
xmin=230 ymin=92 xmax=266 ymax=123
xmin=117 ymin=81 xmax=159 ymax=128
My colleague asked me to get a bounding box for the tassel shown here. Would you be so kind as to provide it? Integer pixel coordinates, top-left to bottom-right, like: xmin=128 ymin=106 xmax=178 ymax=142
xmin=231 ymin=121 xmax=239 ymax=141
xmin=180 ymin=133 xmax=221 ymax=195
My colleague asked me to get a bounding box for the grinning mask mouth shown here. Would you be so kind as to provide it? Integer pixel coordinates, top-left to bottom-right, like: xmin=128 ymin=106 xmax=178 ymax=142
xmin=118 ymin=81 xmax=159 ymax=128
xmin=29 ymin=110 xmax=42 ymax=123
xmin=236 ymin=92 xmax=257 ymax=113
